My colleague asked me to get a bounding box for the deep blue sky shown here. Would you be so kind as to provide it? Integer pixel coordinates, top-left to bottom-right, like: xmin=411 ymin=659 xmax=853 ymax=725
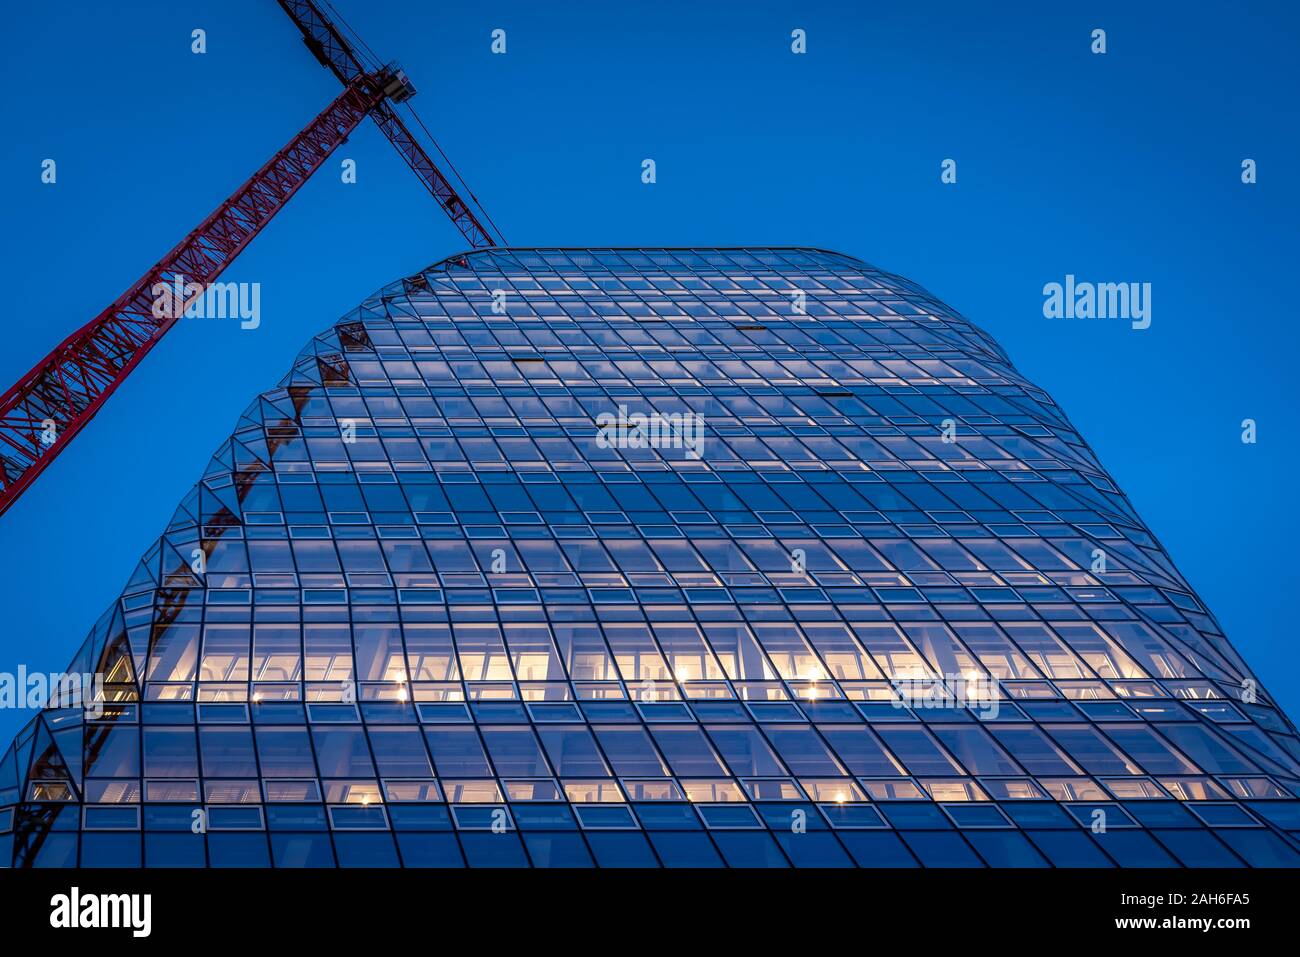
xmin=0 ymin=0 xmax=1296 ymax=745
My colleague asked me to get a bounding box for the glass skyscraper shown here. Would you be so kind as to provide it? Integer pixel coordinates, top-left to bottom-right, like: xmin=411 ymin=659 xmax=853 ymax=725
xmin=3 ymin=247 xmax=1298 ymax=868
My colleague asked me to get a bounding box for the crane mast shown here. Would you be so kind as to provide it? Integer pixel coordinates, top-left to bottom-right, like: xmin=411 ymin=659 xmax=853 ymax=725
xmin=278 ymin=0 xmax=500 ymax=250
xmin=0 ymin=2 xmax=500 ymax=518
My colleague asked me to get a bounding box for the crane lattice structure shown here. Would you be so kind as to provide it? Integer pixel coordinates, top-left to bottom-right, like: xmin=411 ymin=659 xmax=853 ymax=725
xmin=0 ymin=0 xmax=501 ymax=518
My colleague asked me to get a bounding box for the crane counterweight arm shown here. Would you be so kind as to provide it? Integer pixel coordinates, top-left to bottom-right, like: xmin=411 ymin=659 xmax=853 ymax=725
xmin=276 ymin=0 xmax=501 ymax=248
xmin=0 ymin=1 xmax=502 ymax=518
xmin=277 ymin=0 xmax=367 ymax=85
xmin=0 ymin=78 xmax=385 ymax=518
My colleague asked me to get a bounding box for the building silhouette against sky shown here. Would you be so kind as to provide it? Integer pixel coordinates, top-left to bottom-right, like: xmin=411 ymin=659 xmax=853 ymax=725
xmin=2 ymin=248 xmax=1298 ymax=868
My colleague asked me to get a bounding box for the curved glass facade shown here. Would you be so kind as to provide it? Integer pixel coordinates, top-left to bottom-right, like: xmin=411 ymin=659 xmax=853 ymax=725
xmin=3 ymin=247 xmax=1298 ymax=868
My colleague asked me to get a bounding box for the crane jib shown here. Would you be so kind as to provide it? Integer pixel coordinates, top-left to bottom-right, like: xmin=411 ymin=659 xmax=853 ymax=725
xmin=0 ymin=1 xmax=501 ymax=517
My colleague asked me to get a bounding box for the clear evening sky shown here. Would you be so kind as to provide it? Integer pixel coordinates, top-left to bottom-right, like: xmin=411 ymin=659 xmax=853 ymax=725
xmin=0 ymin=0 xmax=1295 ymax=743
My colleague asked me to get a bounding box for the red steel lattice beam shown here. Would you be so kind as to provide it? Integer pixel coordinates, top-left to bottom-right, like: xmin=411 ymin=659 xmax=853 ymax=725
xmin=0 ymin=76 xmax=387 ymax=518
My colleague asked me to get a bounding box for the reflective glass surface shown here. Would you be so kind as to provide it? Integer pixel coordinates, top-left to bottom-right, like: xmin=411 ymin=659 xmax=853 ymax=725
xmin=3 ymin=247 xmax=1298 ymax=868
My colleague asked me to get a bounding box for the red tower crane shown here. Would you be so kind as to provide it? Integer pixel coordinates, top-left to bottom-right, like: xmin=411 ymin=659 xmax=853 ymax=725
xmin=0 ymin=0 xmax=501 ymax=518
